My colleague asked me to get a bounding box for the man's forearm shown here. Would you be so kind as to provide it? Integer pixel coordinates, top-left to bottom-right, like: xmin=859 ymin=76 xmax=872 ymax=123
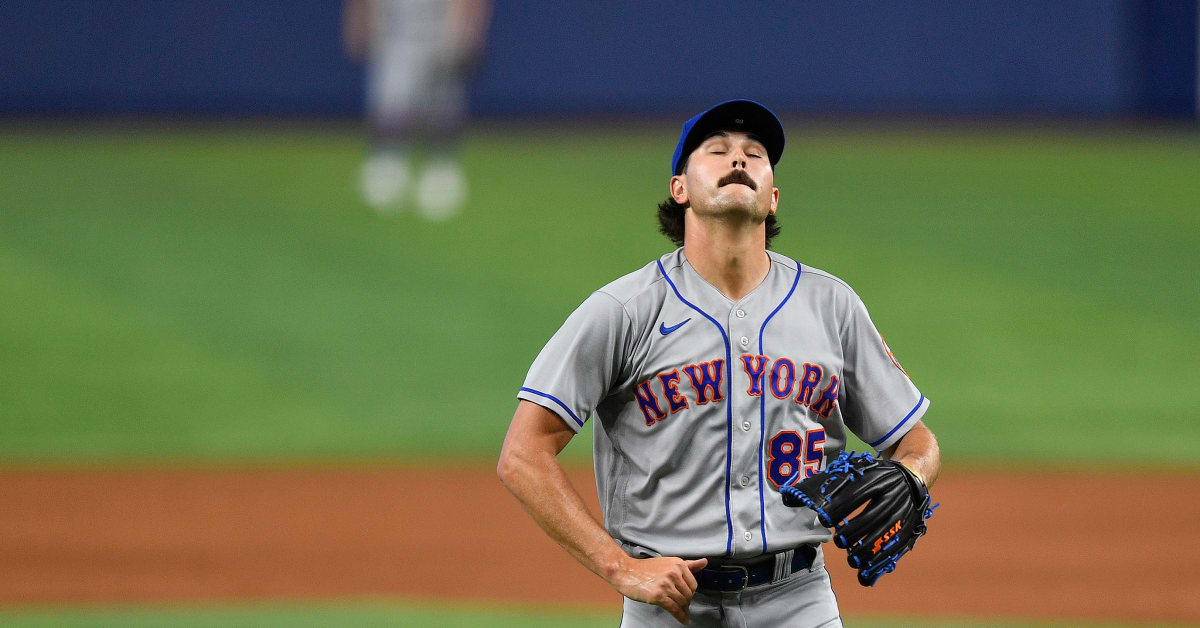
xmin=497 ymin=442 xmax=627 ymax=581
xmin=884 ymin=420 xmax=941 ymax=487
xmin=498 ymin=402 xmax=707 ymax=624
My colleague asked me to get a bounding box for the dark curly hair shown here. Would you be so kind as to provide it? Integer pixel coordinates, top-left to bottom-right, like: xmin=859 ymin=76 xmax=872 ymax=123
xmin=657 ymin=197 xmax=781 ymax=249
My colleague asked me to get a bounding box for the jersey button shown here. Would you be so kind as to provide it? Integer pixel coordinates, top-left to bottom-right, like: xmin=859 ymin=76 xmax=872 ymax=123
xmin=739 ymin=336 xmax=749 ymax=347
xmin=739 ymin=475 xmax=750 ymax=487
xmin=744 ymin=531 xmax=753 ymax=541
xmin=741 ymin=421 xmax=751 ymax=431
xmin=735 ymin=309 xmax=746 ymax=318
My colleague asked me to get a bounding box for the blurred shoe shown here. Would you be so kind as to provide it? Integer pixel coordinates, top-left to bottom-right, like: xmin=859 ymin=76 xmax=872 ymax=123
xmin=359 ymin=152 xmax=410 ymax=213
xmin=415 ymin=158 xmax=467 ymax=221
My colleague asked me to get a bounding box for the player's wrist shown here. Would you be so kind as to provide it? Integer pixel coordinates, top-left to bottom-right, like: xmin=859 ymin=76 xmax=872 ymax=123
xmin=597 ymin=549 xmax=635 ymax=584
xmin=898 ymin=460 xmax=926 ymax=486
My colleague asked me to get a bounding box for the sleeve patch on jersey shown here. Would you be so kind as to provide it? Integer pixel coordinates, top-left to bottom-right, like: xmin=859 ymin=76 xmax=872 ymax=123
xmin=880 ymin=334 xmax=909 ymax=377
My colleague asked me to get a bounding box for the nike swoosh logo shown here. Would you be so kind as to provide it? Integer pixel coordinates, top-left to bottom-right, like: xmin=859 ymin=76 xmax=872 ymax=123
xmin=659 ymin=318 xmax=692 ymax=335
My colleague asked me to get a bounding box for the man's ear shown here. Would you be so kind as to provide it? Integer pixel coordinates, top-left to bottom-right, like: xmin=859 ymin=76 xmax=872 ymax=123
xmin=670 ymin=175 xmax=688 ymax=204
xmin=769 ymin=187 xmax=779 ymax=215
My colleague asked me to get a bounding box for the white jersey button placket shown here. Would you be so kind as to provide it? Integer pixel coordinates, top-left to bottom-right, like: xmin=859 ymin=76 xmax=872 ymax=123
xmin=730 ymin=305 xmax=761 ymax=554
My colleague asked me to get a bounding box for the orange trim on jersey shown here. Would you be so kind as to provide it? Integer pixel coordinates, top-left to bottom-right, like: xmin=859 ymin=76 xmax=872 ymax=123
xmin=740 ymin=354 xmax=768 ymax=396
xmin=880 ymin=334 xmax=910 ymax=377
xmin=803 ymin=427 xmax=826 ymax=477
xmin=767 ymin=429 xmax=802 ymax=489
xmin=810 ymin=375 xmax=840 ymax=418
xmin=657 ymin=369 xmax=690 ymax=414
xmin=769 ymin=357 xmax=796 ymax=399
xmin=683 ymin=359 xmax=725 ymax=405
xmin=795 ymin=363 xmax=823 ymax=407
xmin=633 ymin=380 xmax=666 ymax=425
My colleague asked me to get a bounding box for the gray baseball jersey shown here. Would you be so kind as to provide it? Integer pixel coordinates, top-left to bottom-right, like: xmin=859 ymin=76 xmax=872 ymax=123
xmin=518 ymin=248 xmax=928 ymax=560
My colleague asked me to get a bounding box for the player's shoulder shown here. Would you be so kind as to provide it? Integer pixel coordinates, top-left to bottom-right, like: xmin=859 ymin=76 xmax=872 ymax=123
xmin=592 ymin=248 xmax=681 ymax=306
xmin=768 ymin=250 xmax=861 ymax=301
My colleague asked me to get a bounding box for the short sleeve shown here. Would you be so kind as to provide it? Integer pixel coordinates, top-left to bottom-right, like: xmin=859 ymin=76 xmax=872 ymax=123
xmin=517 ymin=291 xmax=631 ymax=432
xmin=839 ymin=295 xmax=929 ymax=452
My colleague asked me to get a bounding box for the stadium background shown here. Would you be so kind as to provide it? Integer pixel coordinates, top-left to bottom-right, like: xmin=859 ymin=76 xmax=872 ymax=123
xmin=1 ymin=1 xmax=1198 ymax=626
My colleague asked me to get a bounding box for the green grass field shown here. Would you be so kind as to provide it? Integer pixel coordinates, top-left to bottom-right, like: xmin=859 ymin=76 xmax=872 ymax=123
xmin=2 ymin=122 xmax=1194 ymax=626
xmin=0 ymin=600 xmax=1136 ymax=628
xmin=2 ymin=122 xmax=1197 ymax=466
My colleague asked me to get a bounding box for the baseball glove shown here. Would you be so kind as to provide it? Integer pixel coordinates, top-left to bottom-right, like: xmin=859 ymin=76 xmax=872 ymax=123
xmin=781 ymin=451 xmax=937 ymax=586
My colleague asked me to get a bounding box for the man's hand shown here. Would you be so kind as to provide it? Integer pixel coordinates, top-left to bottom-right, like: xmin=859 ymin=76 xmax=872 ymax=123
xmin=781 ymin=451 xmax=936 ymax=586
xmin=608 ymin=556 xmax=708 ymax=625
xmin=499 ymin=403 xmax=708 ymax=623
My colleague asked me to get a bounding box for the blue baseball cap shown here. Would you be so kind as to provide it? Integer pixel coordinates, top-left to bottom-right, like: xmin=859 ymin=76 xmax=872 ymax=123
xmin=671 ymin=99 xmax=785 ymax=176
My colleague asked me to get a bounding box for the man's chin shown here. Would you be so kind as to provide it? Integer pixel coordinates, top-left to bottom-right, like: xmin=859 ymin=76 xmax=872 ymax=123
xmin=713 ymin=190 xmax=760 ymax=211
xmin=702 ymin=201 xmax=769 ymax=223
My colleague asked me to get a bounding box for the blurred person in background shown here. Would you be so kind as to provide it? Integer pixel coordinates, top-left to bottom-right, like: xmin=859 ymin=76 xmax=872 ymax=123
xmin=343 ymin=0 xmax=491 ymax=219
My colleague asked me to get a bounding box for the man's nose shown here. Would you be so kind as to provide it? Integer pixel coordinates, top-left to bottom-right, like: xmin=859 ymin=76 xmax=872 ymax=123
xmin=729 ymin=148 xmax=748 ymax=169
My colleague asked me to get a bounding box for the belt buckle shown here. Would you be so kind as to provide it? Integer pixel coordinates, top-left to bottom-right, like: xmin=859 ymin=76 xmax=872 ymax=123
xmin=725 ymin=564 xmax=750 ymax=592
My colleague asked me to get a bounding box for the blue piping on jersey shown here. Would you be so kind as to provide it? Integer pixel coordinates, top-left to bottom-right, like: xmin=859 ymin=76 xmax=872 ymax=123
xmin=657 ymin=259 xmax=735 ymax=557
xmin=756 ymin=262 xmax=802 ymax=553
xmin=519 ymin=387 xmax=585 ymax=428
xmin=869 ymin=394 xmax=926 ymax=449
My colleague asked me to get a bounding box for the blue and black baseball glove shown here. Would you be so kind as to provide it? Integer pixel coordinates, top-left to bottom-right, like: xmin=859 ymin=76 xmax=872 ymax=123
xmin=781 ymin=451 xmax=937 ymax=586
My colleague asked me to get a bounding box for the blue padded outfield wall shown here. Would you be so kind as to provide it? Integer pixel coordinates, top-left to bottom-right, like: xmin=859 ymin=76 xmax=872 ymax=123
xmin=1 ymin=0 xmax=1196 ymax=118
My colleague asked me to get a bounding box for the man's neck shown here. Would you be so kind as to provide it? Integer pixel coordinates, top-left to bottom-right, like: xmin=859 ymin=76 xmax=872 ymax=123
xmin=682 ymin=217 xmax=771 ymax=302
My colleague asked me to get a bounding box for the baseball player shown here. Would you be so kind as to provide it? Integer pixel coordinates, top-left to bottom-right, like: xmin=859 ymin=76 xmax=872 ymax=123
xmin=343 ymin=0 xmax=490 ymax=218
xmin=498 ymin=100 xmax=941 ymax=627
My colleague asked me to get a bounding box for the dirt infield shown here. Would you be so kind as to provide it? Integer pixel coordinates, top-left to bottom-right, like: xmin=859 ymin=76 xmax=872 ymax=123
xmin=0 ymin=465 xmax=1196 ymax=624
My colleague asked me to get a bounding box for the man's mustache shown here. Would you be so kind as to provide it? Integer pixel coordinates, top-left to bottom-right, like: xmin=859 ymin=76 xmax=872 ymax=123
xmin=718 ymin=170 xmax=757 ymax=191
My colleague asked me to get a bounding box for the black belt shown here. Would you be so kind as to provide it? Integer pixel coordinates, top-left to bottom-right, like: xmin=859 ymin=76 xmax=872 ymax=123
xmin=696 ymin=545 xmax=817 ymax=592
